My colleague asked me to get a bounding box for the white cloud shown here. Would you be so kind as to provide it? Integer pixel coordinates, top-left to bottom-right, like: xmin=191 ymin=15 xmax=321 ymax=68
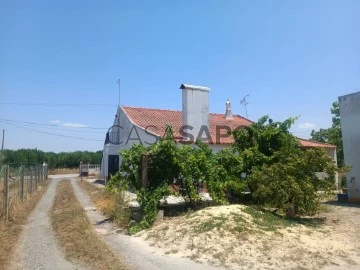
xmin=50 ymin=120 xmax=88 ymax=128
xmin=50 ymin=120 xmax=61 ymax=124
xmin=298 ymin=122 xmax=316 ymax=130
xmin=60 ymin=122 xmax=88 ymax=128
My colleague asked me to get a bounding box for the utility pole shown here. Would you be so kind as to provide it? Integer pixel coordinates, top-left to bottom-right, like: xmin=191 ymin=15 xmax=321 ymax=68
xmin=1 ymin=129 xmax=4 ymax=151
xmin=240 ymin=95 xmax=250 ymax=118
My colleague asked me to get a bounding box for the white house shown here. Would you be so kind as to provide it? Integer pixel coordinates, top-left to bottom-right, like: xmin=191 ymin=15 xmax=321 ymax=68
xmin=101 ymin=84 xmax=337 ymax=182
xmin=339 ymin=91 xmax=360 ymax=202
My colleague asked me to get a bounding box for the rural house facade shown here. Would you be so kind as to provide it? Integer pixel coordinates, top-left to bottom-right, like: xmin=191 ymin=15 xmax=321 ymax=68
xmin=101 ymin=84 xmax=337 ymax=182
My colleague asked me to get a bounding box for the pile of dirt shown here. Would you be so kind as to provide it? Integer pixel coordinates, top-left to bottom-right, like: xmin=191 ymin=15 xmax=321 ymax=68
xmin=137 ymin=204 xmax=360 ymax=269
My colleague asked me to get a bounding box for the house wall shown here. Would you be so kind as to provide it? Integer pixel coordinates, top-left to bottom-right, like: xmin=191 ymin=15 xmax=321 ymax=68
xmin=339 ymin=91 xmax=360 ymax=201
xmin=101 ymin=107 xmax=160 ymax=180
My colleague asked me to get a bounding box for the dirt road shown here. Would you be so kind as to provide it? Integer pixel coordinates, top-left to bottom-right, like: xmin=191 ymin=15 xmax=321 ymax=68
xmin=12 ymin=175 xmax=85 ymax=270
xmin=13 ymin=175 xmax=219 ymax=270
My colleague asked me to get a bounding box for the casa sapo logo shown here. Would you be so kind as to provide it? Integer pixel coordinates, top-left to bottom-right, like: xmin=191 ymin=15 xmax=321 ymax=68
xmin=106 ymin=124 xmax=246 ymax=145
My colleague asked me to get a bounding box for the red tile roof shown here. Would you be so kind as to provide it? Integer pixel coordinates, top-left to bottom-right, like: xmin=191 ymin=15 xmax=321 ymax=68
xmin=122 ymin=106 xmax=336 ymax=148
xmin=298 ymin=138 xmax=336 ymax=148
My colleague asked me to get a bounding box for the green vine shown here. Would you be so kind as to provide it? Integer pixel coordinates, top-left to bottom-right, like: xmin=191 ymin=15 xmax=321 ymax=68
xmin=109 ymin=117 xmax=339 ymax=233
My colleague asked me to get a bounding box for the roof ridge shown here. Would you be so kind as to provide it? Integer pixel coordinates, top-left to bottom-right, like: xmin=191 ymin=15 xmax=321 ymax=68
xmin=122 ymin=105 xmax=250 ymax=120
xmin=122 ymin=105 xmax=181 ymax=113
xmin=299 ymin=138 xmax=336 ymax=146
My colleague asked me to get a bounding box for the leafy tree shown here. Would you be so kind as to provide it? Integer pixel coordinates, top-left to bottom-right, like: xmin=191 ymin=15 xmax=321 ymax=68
xmin=233 ymin=116 xmax=337 ymax=215
xmin=0 ymin=152 xmax=4 ymax=165
xmin=311 ymin=101 xmax=343 ymax=166
xmin=1 ymin=149 xmax=102 ymax=168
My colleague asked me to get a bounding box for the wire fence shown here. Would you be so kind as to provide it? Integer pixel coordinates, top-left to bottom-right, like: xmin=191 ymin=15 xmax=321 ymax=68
xmin=0 ymin=164 xmax=48 ymax=220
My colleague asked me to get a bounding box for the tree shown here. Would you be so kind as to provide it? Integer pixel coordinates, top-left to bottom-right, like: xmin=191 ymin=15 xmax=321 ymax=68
xmin=311 ymin=101 xmax=343 ymax=166
xmin=233 ymin=116 xmax=337 ymax=215
xmin=0 ymin=152 xmax=4 ymax=165
xmin=1 ymin=149 xmax=102 ymax=168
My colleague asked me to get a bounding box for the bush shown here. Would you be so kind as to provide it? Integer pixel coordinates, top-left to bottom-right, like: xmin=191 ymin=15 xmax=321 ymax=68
xmin=233 ymin=116 xmax=337 ymax=215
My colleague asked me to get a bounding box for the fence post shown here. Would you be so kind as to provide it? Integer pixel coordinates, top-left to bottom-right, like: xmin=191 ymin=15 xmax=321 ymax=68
xmin=36 ymin=165 xmax=39 ymax=191
xmin=20 ymin=165 xmax=24 ymax=200
xmin=30 ymin=166 xmax=33 ymax=195
xmin=80 ymin=161 xmax=83 ymax=182
xmin=4 ymin=165 xmax=9 ymax=221
xmin=141 ymin=154 xmax=149 ymax=188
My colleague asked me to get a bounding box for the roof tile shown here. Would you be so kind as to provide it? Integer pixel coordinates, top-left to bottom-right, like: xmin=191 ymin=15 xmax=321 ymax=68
xmin=122 ymin=106 xmax=336 ymax=148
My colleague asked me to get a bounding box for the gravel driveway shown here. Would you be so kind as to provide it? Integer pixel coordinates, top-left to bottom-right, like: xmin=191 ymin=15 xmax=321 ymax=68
xmin=70 ymin=177 xmax=220 ymax=270
xmin=12 ymin=175 xmax=85 ymax=270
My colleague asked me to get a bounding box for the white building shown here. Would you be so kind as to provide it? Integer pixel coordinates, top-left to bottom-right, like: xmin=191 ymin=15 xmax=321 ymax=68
xmin=339 ymin=91 xmax=360 ymax=202
xmin=101 ymin=84 xmax=337 ymax=182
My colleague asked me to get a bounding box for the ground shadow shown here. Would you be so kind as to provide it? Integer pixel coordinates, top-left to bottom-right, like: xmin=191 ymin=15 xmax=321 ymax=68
xmin=93 ymin=179 xmax=106 ymax=185
xmin=268 ymin=211 xmax=326 ymax=227
xmin=286 ymin=216 xmax=326 ymax=227
xmin=323 ymin=200 xmax=360 ymax=209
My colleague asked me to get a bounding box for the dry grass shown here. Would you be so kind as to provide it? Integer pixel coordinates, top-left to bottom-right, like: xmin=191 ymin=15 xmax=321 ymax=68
xmin=79 ymin=180 xmax=130 ymax=228
xmin=48 ymin=168 xmax=79 ymax=175
xmin=0 ymin=181 xmax=48 ymax=270
xmin=51 ymin=180 xmax=127 ymax=270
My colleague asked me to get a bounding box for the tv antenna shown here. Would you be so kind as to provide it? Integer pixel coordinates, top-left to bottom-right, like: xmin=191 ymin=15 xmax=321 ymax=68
xmin=117 ymin=79 xmax=121 ymax=107
xmin=240 ymin=94 xmax=250 ymax=118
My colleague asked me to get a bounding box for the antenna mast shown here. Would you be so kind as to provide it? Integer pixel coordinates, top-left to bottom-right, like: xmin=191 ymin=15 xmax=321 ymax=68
xmin=117 ymin=79 xmax=121 ymax=107
xmin=240 ymin=94 xmax=250 ymax=118
xmin=1 ymin=129 xmax=4 ymax=151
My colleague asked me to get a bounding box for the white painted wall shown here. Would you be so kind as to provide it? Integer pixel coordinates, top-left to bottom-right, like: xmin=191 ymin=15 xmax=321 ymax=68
xmin=339 ymin=91 xmax=360 ymax=200
xmin=101 ymin=106 xmax=160 ymax=179
xmin=181 ymin=84 xmax=210 ymax=141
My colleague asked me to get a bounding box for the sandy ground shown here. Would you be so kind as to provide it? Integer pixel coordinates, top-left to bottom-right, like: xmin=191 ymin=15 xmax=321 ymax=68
xmin=77 ymin=177 xmax=360 ymax=269
xmin=71 ymin=177 xmax=220 ymax=270
xmin=137 ymin=203 xmax=360 ymax=270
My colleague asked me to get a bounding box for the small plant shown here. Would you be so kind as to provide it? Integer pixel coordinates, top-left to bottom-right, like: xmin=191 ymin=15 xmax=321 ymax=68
xmin=194 ymin=215 xmax=227 ymax=233
xmin=243 ymin=206 xmax=293 ymax=231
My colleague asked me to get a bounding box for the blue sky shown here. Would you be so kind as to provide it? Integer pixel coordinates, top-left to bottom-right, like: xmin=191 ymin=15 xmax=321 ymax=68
xmin=1 ymin=0 xmax=359 ymax=152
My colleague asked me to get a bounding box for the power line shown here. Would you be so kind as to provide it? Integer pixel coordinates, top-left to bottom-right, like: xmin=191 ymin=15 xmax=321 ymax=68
xmin=0 ymin=119 xmax=108 ymax=130
xmin=4 ymin=121 xmax=104 ymax=142
xmin=0 ymin=102 xmax=117 ymax=107
xmin=0 ymin=121 xmax=105 ymax=134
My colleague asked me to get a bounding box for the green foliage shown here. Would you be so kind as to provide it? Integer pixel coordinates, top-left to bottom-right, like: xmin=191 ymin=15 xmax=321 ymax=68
xmin=0 ymin=152 xmax=4 ymax=165
xmin=1 ymin=149 xmax=102 ymax=168
xmin=110 ymin=115 xmax=338 ymax=232
xmin=194 ymin=215 xmax=227 ymax=233
xmin=233 ymin=116 xmax=337 ymax=215
xmin=109 ymin=125 xmax=242 ymax=232
xmin=311 ymin=101 xmax=343 ymax=166
xmin=233 ymin=116 xmax=299 ymax=175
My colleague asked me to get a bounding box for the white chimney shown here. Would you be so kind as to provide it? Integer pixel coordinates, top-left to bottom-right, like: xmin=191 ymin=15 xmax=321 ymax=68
xmin=180 ymin=84 xmax=210 ymax=141
xmin=225 ymin=99 xmax=233 ymax=120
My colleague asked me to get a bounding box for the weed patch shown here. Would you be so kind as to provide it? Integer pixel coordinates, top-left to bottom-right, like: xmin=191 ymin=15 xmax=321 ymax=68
xmin=79 ymin=180 xmax=130 ymax=228
xmin=51 ymin=180 xmax=127 ymax=270
xmin=194 ymin=215 xmax=227 ymax=233
xmin=0 ymin=182 xmax=48 ymax=269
